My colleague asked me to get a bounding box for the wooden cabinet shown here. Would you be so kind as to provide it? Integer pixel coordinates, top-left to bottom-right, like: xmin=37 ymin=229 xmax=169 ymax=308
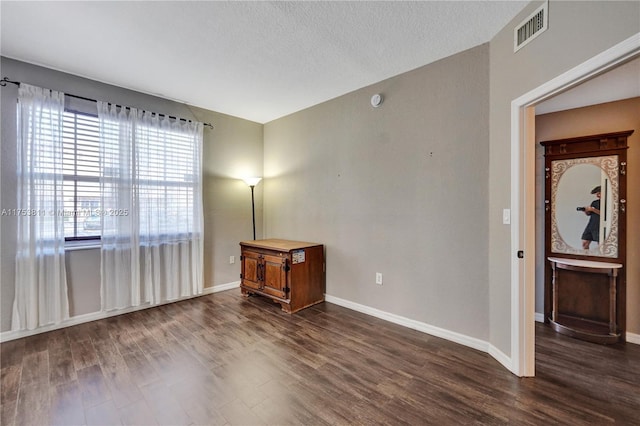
xmin=548 ymin=257 xmax=622 ymax=344
xmin=240 ymin=239 xmax=325 ymax=313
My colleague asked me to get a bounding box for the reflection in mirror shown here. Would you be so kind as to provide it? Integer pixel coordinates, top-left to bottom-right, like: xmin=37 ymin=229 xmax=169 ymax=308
xmin=550 ymin=155 xmax=618 ymax=258
xmin=555 ymin=165 xmax=609 ymax=249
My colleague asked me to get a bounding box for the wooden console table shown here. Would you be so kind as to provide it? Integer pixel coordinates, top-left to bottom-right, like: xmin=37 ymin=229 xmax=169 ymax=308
xmin=548 ymin=257 xmax=622 ymax=344
xmin=240 ymin=239 xmax=325 ymax=313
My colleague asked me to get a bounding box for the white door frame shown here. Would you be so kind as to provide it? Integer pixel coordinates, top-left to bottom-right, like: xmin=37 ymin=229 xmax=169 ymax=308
xmin=510 ymin=32 xmax=640 ymax=377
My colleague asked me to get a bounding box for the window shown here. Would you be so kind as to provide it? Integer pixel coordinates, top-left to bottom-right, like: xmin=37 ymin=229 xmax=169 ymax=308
xmin=62 ymin=110 xmax=100 ymax=240
xmin=62 ymin=107 xmax=201 ymax=242
xmin=135 ymin=123 xmax=197 ymax=240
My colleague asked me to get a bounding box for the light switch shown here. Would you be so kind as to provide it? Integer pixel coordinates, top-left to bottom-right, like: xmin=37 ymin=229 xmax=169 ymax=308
xmin=503 ymin=209 xmax=511 ymax=225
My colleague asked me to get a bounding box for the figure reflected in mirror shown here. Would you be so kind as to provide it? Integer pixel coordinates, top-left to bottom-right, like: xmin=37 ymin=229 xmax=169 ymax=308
xmin=579 ymin=185 xmax=601 ymax=249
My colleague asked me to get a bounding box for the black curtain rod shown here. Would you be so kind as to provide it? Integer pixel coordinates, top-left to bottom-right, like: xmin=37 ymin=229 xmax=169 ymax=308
xmin=1 ymin=77 xmax=213 ymax=129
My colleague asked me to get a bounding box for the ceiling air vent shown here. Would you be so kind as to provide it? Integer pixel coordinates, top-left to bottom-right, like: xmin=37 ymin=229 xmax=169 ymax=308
xmin=514 ymin=1 xmax=548 ymax=53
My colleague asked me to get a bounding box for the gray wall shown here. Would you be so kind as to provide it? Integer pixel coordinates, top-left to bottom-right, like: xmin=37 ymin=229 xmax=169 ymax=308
xmin=0 ymin=57 xmax=263 ymax=332
xmin=262 ymin=0 xmax=640 ymax=355
xmin=264 ymin=44 xmax=491 ymax=340
xmin=489 ymin=1 xmax=640 ymax=355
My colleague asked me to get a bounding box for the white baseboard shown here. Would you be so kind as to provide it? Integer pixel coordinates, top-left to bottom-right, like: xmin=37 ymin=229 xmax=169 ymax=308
xmin=626 ymin=332 xmax=640 ymax=345
xmin=488 ymin=344 xmax=513 ymax=371
xmin=324 ymin=294 xmax=513 ymax=370
xmin=203 ymin=280 xmax=241 ymax=294
xmin=0 ymin=280 xmax=240 ymax=343
xmin=4 ymin=281 xmax=631 ymax=352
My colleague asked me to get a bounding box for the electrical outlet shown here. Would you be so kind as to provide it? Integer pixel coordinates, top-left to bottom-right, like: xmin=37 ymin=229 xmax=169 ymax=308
xmin=375 ymin=272 xmax=383 ymax=285
xmin=230 ymin=256 xmax=235 ymax=264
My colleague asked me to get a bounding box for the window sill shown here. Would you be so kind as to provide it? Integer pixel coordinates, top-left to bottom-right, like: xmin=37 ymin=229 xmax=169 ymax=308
xmin=65 ymin=241 xmax=100 ymax=251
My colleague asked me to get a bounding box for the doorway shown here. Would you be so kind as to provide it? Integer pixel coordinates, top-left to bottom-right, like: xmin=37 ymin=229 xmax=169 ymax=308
xmin=510 ymin=32 xmax=640 ymax=377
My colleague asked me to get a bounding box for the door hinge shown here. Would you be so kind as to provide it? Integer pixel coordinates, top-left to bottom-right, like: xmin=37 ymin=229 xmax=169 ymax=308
xmin=517 ymin=250 xmax=524 ymax=259
xmin=240 ymin=273 xmax=243 ymax=279
xmin=283 ymin=264 xmax=290 ymax=272
xmin=283 ymin=286 xmax=290 ymax=294
xmin=240 ymin=255 xmax=243 ymax=261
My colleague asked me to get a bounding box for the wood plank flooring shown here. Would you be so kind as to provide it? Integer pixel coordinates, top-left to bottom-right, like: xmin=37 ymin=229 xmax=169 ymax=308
xmin=1 ymin=289 xmax=639 ymax=425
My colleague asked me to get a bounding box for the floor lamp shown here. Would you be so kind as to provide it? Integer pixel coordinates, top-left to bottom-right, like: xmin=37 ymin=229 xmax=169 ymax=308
xmin=243 ymin=177 xmax=262 ymax=240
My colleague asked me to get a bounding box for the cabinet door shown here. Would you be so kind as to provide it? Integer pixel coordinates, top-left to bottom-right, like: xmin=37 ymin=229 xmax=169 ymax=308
xmin=261 ymin=254 xmax=288 ymax=299
xmin=241 ymin=250 xmax=261 ymax=290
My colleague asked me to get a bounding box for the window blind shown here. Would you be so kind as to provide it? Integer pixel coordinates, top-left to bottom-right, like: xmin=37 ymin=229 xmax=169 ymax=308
xmin=136 ymin=123 xmax=197 ymax=240
xmin=62 ymin=110 xmax=100 ymax=239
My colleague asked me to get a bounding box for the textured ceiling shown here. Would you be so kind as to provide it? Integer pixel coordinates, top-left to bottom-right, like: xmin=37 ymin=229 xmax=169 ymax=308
xmin=1 ymin=1 xmax=528 ymax=123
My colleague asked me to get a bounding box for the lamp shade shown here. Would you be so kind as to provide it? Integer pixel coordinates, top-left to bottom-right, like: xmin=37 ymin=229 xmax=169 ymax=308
xmin=243 ymin=177 xmax=262 ymax=187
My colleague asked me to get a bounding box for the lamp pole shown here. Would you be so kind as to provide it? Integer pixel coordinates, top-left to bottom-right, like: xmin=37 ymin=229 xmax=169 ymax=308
xmin=250 ymin=184 xmax=256 ymax=240
xmin=243 ymin=177 xmax=262 ymax=240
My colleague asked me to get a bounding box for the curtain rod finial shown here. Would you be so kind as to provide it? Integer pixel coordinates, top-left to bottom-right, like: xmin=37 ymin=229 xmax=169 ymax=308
xmin=0 ymin=77 xmax=20 ymax=87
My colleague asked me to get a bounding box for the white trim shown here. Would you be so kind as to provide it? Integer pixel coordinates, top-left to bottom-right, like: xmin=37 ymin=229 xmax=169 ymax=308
xmin=510 ymin=32 xmax=640 ymax=377
xmin=488 ymin=344 xmax=513 ymax=372
xmin=510 ymin=101 xmax=525 ymax=377
xmin=627 ymin=332 xmax=640 ymax=345
xmin=0 ymin=280 xmax=241 ymax=343
xmin=324 ymin=294 xmax=512 ymax=369
xmin=203 ymin=280 xmax=240 ymax=294
xmin=535 ymin=312 xmax=545 ymax=323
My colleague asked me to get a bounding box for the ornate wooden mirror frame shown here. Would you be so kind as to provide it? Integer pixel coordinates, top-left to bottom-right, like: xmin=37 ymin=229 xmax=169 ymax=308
xmin=541 ymin=130 xmax=632 ymax=343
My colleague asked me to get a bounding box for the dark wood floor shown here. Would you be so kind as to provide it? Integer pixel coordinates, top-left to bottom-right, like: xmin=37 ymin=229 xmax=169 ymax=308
xmin=1 ymin=290 xmax=639 ymax=426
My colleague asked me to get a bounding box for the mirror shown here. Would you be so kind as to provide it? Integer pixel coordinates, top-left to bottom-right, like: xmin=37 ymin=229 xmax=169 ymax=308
xmin=550 ymin=155 xmax=619 ymax=258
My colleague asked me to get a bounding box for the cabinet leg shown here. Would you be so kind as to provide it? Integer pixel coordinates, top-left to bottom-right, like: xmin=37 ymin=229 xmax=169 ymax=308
xmin=609 ymin=271 xmax=617 ymax=335
xmin=551 ymin=263 xmax=558 ymax=322
xmin=278 ymin=301 xmax=292 ymax=313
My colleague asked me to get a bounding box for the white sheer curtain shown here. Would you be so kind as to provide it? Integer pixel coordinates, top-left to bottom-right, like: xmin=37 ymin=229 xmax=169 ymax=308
xmin=98 ymin=102 xmax=204 ymax=311
xmin=12 ymin=84 xmax=69 ymax=331
xmin=98 ymin=102 xmax=139 ymax=310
